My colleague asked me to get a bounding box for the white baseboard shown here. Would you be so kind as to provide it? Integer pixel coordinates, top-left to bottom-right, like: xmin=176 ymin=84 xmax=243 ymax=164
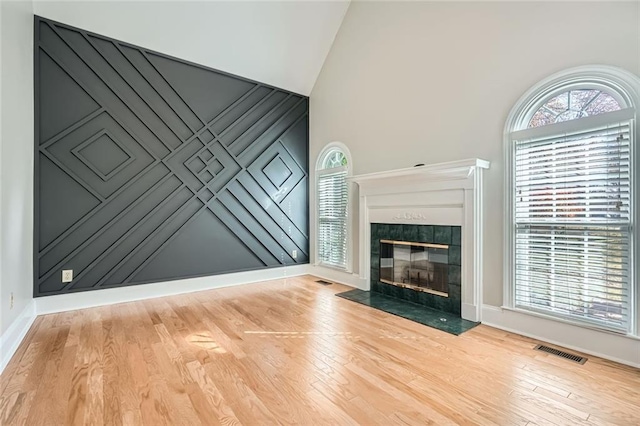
xmin=0 ymin=300 xmax=37 ymax=374
xmin=482 ymin=304 xmax=640 ymax=369
xmin=36 ymin=264 xmax=309 ymax=315
xmin=306 ymin=264 xmax=367 ymax=290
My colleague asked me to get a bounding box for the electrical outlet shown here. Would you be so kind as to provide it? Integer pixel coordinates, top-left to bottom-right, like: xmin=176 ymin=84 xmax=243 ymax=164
xmin=292 ymin=250 xmax=297 ymax=259
xmin=62 ymin=269 xmax=73 ymax=283
xmin=10 ymin=292 xmax=14 ymax=310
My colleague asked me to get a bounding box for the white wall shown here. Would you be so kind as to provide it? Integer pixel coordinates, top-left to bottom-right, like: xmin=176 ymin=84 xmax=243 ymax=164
xmin=33 ymin=0 xmax=350 ymax=95
xmin=310 ymin=0 xmax=640 ymax=307
xmin=0 ymin=0 xmax=35 ymax=360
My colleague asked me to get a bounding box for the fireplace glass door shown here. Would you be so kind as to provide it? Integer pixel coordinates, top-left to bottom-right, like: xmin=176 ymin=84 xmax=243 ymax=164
xmin=379 ymin=240 xmax=449 ymax=297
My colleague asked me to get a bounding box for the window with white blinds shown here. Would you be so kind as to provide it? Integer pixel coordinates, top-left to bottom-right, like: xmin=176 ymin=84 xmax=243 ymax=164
xmin=317 ymin=148 xmax=349 ymax=268
xmin=511 ymin=107 xmax=634 ymax=332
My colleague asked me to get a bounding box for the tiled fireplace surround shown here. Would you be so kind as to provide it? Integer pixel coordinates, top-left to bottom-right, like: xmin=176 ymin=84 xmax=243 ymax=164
xmin=350 ymin=158 xmax=490 ymax=323
xmin=370 ymin=224 xmax=462 ymax=315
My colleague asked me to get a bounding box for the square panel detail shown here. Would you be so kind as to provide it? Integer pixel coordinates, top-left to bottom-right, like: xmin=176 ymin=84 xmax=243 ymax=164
xmin=187 ymin=157 xmax=206 ymax=174
xmin=72 ymin=130 xmax=134 ymax=181
xmin=248 ymin=141 xmax=305 ymax=203
xmin=171 ymin=139 xmax=241 ymax=195
xmin=199 ymin=156 xmax=224 ymax=182
xmin=263 ymin=156 xmax=293 ymax=188
xmin=209 ymin=159 xmax=224 ymax=176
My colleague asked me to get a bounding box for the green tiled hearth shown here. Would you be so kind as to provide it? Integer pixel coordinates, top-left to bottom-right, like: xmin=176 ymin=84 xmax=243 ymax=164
xmin=336 ymin=289 xmax=479 ymax=335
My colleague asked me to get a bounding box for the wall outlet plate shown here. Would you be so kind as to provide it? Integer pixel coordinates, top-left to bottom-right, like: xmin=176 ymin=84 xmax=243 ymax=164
xmin=62 ymin=269 xmax=73 ymax=283
xmin=292 ymin=250 xmax=297 ymax=259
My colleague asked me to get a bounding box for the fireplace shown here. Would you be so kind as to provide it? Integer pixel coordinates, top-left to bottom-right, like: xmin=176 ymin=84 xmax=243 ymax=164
xmin=371 ymin=223 xmax=461 ymax=315
xmin=379 ymin=240 xmax=449 ymax=296
xmin=349 ymin=158 xmax=490 ymax=322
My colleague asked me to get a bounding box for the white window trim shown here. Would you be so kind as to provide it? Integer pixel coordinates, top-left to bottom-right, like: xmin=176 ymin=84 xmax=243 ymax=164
xmin=503 ymin=65 xmax=640 ymax=337
xmin=315 ymin=142 xmax=353 ymax=272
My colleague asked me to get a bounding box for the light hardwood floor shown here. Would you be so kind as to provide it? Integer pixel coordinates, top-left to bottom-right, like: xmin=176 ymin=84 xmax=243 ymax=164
xmin=1 ymin=275 xmax=639 ymax=425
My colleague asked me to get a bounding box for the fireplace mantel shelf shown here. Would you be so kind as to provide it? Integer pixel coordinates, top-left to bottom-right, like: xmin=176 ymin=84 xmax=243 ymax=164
xmin=349 ymin=158 xmax=490 ymax=185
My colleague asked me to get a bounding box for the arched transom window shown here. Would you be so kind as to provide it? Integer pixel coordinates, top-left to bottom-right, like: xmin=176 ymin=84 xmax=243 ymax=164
xmin=528 ymin=89 xmax=622 ymax=127
xmin=322 ymin=150 xmax=348 ymax=169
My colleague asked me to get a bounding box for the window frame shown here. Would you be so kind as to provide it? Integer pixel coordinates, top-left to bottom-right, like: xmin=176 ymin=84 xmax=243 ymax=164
xmin=315 ymin=142 xmax=353 ymax=271
xmin=503 ymin=65 xmax=640 ymax=336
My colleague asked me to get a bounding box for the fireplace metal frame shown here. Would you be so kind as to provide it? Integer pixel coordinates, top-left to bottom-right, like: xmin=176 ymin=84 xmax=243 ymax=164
xmin=379 ymin=239 xmax=450 ymax=297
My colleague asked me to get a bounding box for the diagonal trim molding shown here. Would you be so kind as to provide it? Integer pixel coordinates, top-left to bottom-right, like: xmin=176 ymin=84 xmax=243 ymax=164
xmin=34 ymin=16 xmax=309 ymax=297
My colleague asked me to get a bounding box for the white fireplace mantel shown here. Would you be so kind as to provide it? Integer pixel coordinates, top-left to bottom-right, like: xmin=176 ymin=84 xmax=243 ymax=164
xmin=349 ymin=158 xmax=490 ymax=322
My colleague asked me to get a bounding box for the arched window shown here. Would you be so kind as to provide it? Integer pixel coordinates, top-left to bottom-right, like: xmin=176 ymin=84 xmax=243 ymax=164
xmin=528 ymin=89 xmax=622 ymax=127
xmin=316 ymin=143 xmax=350 ymax=269
xmin=505 ymin=66 xmax=639 ymax=333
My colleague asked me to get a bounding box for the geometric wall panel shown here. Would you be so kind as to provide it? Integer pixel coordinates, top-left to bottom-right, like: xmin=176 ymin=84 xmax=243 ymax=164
xmin=72 ymin=131 xmax=134 ymax=181
xmin=34 ymin=16 xmax=309 ymax=297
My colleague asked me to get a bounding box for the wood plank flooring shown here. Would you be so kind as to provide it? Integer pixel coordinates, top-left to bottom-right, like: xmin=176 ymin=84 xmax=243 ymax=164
xmin=1 ymin=275 xmax=639 ymax=425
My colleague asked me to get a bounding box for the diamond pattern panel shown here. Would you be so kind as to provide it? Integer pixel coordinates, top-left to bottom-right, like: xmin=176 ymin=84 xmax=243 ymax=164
xmin=45 ymin=111 xmax=156 ymax=199
xmin=72 ymin=131 xmax=134 ymax=181
xmin=35 ymin=17 xmax=309 ymax=296
xmin=248 ymin=141 xmax=305 ymax=204
xmin=264 ymin=156 xmax=293 ymax=188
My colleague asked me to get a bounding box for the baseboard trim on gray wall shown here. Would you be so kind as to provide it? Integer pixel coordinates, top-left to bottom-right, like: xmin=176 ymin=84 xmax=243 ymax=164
xmin=0 ymin=301 xmax=37 ymax=374
xmin=36 ymin=264 xmax=309 ymax=315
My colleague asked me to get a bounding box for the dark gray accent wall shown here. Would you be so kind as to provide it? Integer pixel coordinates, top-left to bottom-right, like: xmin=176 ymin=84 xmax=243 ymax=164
xmin=34 ymin=16 xmax=309 ymax=297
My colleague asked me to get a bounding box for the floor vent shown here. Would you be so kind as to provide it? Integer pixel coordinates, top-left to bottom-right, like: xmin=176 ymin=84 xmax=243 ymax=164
xmin=315 ymin=279 xmax=333 ymax=286
xmin=534 ymin=344 xmax=587 ymax=364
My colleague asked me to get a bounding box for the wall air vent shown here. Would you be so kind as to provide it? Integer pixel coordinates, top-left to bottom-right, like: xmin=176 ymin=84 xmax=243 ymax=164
xmin=534 ymin=344 xmax=587 ymax=364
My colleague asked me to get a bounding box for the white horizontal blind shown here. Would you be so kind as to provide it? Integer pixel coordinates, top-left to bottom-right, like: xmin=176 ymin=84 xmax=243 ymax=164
xmin=318 ymin=168 xmax=348 ymax=268
xmin=513 ymin=113 xmax=632 ymax=331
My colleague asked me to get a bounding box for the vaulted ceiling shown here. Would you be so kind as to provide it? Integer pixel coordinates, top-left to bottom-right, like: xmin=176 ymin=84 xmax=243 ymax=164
xmin=33 ymin=1 xmax=351 ymax=95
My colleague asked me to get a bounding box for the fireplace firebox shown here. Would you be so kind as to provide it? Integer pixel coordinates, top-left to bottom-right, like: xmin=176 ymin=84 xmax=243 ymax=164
xmin=370 ymin=223 xmax=462 ymax=315
xmin=379 ymin=240 xmax=450 ymax=297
